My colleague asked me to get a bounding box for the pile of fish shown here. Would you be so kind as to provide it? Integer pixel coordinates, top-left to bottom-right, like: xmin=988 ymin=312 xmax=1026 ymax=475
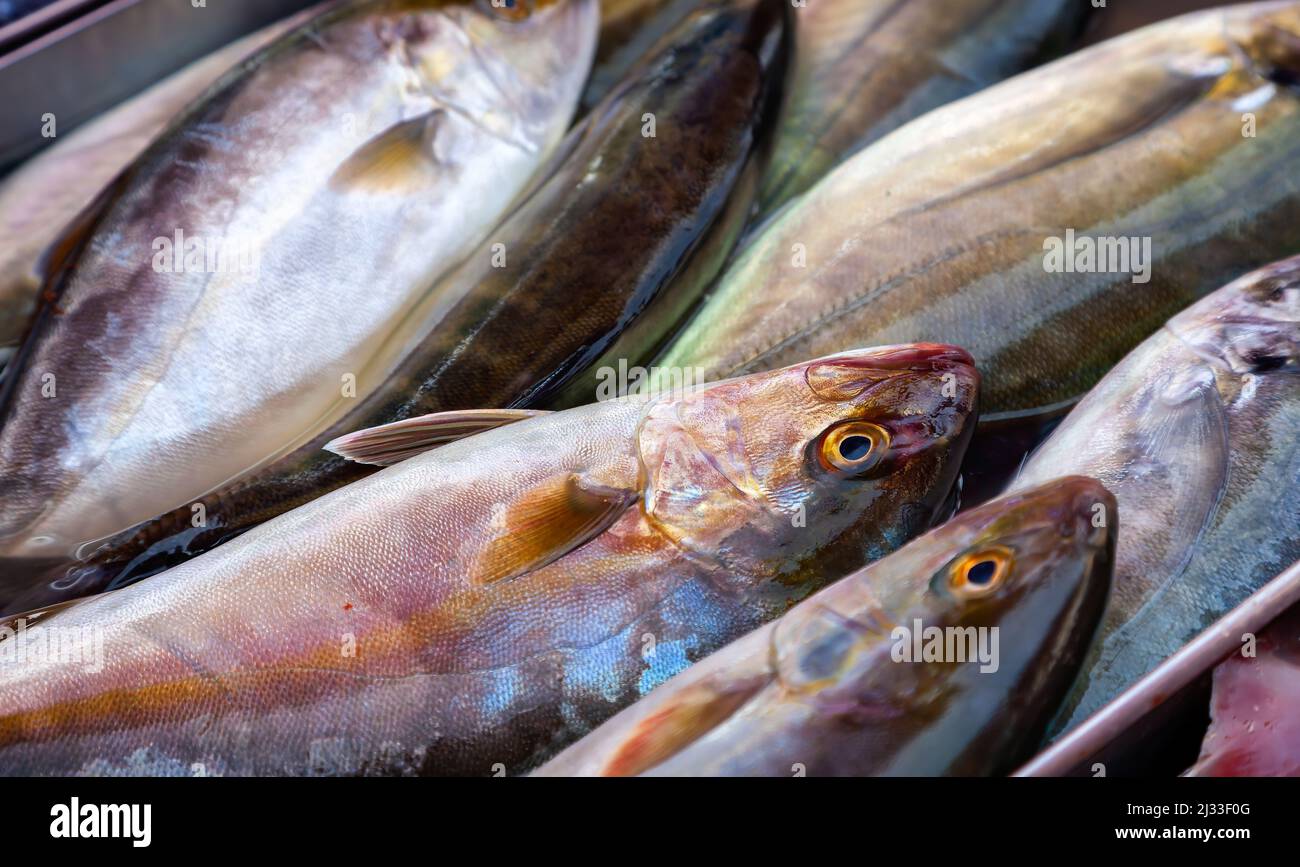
xmin=0 ymin=0 xmax=1297 ymax=776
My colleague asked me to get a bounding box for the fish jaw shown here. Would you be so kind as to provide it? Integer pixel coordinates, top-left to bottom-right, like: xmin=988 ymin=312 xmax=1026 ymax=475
xmin=0 ymin=0 xmax=598 ymax=560
xmin=639 ymin=343 xmax=979 ymax=596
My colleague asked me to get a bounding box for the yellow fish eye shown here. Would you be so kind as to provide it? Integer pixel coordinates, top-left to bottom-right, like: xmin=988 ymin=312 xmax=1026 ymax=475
xmin=818 ymin=421 xmax=891 ymax=474
xmin=949 ymin=546 xmax=1014 ymax=597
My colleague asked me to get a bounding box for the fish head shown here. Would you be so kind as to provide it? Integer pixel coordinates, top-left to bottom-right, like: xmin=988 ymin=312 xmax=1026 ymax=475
xmin=769 ymin=477 xmax=1114 ymax=771
xmin=1168 ymin=254 xmax=1300 ymax=381
xmin=1226 ymin=1 xmax=1300 ymax=88
xmin=385 ymin=0 xmax=598 ymax=149
xmin=638 ymin=343 xmax=978 ymax=594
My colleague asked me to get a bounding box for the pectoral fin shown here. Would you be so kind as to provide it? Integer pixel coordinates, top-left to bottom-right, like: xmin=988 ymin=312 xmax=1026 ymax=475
xmin=473 ymin=474 xmax=636 ymax=585
xmin=601 ymin=677 xmax=768 ymax=777
xmin=325 ymin=409 xmax=548 ymax=466
xmin=329 ymin=109 xmax=447 ymax=193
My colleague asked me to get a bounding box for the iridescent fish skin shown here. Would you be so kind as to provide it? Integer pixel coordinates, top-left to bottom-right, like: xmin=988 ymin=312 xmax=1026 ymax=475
xmin=7 ymin=0 xmax=787 ymax=614
xmin=1011 ymin=257 xmax=1300 ymax=738
xmin=1188 ymin=588 xmax=1300 ymax=777
xmin=0 ymin=5 xmax=324 ymax=356
xmin=0 ymin=345 xmax=977 ymax=776
xmin=659 ymin=1 xmax=1300 ymax=417
xmin=754 ymin=0 xmax=1085 ymax=222
xmin=0 ymin=0 xmax=597 ymax=560
xmin=535 ymin=477 xmax=1114 ymax=777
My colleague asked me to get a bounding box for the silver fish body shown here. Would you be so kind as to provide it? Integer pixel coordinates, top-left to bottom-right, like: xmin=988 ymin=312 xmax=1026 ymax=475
xmin=0 ymin=6 xmax=323 ymax=356
xmin=0 ymin=0 xmax=598 ymax=561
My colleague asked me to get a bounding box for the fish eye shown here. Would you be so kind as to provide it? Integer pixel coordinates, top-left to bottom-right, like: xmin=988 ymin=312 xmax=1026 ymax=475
xmin=948 ymin=546 xmax=1014 ymax=597
xmin=817 ymin=421 xmax=891 ymax=474
xmin=477 ymin=0 xmax=531 ymax=21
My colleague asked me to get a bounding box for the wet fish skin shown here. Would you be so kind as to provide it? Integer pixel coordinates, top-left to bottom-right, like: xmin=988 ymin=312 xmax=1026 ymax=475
xmin=1010 ymin=256 xmax=1300 ymax=738
xmin=658 ymin=1 xmax=1300 ymax=417
xmin=582 ymin=0 xmax=706 ymax=111
xmin=0 ymin=0 xmax=598 ymax=561
xmin=0 ymin=344 xmax=978 ymax=776
xmin=755 ymin=0 xmax=1086 ymax=222
xmin=0 ymin=6 xmax=324 ymax=355
xmin=1188 ymin=585 xmax=1300 ymax=777
xmin=9 ymin=0 xmax=787 ymax=614
xmin=535 ymin=476 xmax=1114 ymax=777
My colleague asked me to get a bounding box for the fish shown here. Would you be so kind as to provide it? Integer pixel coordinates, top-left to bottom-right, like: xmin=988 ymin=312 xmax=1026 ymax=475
xmin=1187 ymin=578 xmax=1300 ymax=777
xmin=657 ymin=0 xmax=1300 ymax=419
xmin=0 ymin=344 xmax=979 ymax=776
xmin=0 ymin=4 xmax=326 ymax=358
xmin=0 ymin=0 xmax=598 ymax=565
xmin=1009 ymin=255 xmax=1300 ymax=739
xmin=753 ymin=0 xmax=1086 ymax=223
xmin=534 ymin=476 xmax=1114 ymax=777
xmin=6 ymin=0 xmax=788 ymax=614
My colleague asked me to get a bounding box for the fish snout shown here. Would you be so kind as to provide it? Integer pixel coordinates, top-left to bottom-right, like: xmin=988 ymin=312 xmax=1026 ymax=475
xmin=1056 ymin=476 xmax=1118 ymax=554
xmin=821 ymin=342 xmax=975 ymax=372
xmin=803 ymin=343 xmax=979 ymax=404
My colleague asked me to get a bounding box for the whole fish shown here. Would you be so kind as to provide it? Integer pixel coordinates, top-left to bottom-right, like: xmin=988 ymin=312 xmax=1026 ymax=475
xmin=1010 ymin=256 xmax=1300 ymax=738
xmin=0 ymin=0 xmax=598 ymax=563
xmin=536 ymin=476 xmax=1114 ymax=777
xmin=8 ymin=0 xmax=787 ymax=614
xmin=658 ymin=1 xmax=1300 ymax=418
xmin=1188 ymin=580 xmax=1300 ymax=777
xmin=0 ymin=5 xmax=324 ymax=357
xmin=0 ymin=344 xmax=978 ymax=776
xmin=754 ymin=0 xmax=1086 ymax=222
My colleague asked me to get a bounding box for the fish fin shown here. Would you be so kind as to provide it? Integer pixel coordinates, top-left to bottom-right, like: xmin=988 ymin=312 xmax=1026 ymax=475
xmin=473 ymin=474 xmax=636 ymax=585
xmin=329 ymin=109 xmax=447 ymax=193
xmin=601 ymin=678 xmax=767 ymax=777
xmin=1096 ymin=370 xmax=1229 ymax=664
xmin=324 ymin=409 xmax=549 ymax=466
